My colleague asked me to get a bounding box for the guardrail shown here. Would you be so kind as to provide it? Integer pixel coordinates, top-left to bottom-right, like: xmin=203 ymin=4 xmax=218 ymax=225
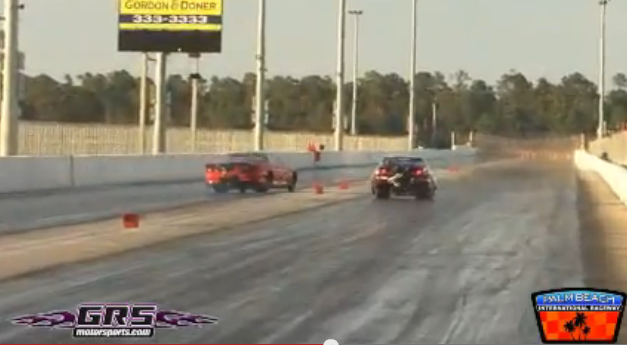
xmin=0 ymin=149 xmax=477 ymax=194
xmin=574 ymin=149 xmax=627 ymax=206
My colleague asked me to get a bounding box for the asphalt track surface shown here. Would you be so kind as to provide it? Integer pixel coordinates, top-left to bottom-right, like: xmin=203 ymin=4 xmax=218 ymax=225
xmin=0 ymin=159 xmax=588 ymax=344
xmin=0 ymin=166 xmax=372 ymax=235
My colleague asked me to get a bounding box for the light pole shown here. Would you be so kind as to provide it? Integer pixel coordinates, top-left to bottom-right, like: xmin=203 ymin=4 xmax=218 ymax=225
xmin=0 ymin=0 xmax=22 ymax=156
xmin=334 ymin=0 xmax=347 ymax=151
xmin=431 ymin=100 xmax=437 ymax=145
xmin=408 ymin=0 xmax=417 ymax=150
xmin=253 ymin=0 xmax=266 ymax=151
xmin=152 ymin=53 xmax=167 ymax=154
xmin=138 ymin=53 xmax=155 ymax=154
xmin=349 ymin=10 xmax=363 ymax=137
xmin=189 ymin=53 xmax=201 ymax=152
xmin=597 ymin=0 xmax=609 ymax=139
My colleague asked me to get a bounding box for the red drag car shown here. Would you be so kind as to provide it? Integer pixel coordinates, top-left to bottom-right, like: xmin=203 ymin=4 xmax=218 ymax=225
xmin=205 ymin=153 xmax=298 ymax=194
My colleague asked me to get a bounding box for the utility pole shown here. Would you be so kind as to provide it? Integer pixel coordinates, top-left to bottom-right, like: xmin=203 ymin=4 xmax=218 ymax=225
xmin=334 ymin=0 xmax=347 ymax=151
xmin=0 ymin=0 xmax=21 ymax=156
xmin=138 ymin=53 xmax=155 ymax=154
xmin=253 ymin=0 xmax=266 ymax=151
xmin=597 ymin=0 xmax=609 ymax=139
xmin=431 ymin=100 xmax=437 ymax=146
xmin=152 ymin=53 xmax=167 ymax=154
xmin=349 ymin=10 xmax=363 ymax=136
xmin=408 ymin=0 xmax=418 ymax=150
xmin=189 ymin=53 xmax=201 ymax=152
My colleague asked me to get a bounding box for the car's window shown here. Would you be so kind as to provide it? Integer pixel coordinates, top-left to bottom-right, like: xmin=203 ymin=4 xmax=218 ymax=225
xmin=382 ymin=157 xmax=425 ymax=167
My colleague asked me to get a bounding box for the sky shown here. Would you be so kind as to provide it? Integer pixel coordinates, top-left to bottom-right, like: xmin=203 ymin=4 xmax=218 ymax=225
xmin=7 ymin=0 xmax=627 ymax=85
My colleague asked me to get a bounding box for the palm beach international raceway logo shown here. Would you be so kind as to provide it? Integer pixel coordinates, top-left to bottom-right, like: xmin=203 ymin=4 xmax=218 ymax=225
xmin=532 ymin=288 xmax=627 ymax=343
xmin=11 ymin=303 xmax=218 ymax=338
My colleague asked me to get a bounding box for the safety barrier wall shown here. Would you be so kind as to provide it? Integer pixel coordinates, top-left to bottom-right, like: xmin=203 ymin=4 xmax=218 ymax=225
xmin=0 ymin=156 xmax=73 ymax=193
xmin=0 ymin=149 xmax=477 ymax=194
xmin=587 ymin=131 xmax=627 ymax=166
xmin=574 ymin=149 xmax=627 ymax=206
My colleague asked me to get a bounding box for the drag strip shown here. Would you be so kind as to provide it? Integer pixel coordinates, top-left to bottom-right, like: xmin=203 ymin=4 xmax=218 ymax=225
xmin=0 ymin=165 xmax=373 ymax=235
xmin=0 ymin=160 xmax=582 ymax=344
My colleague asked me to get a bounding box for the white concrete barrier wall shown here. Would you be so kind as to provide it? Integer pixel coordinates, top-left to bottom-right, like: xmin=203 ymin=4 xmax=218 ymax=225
xmin=0 ymin=156 xmax=73 ymax=192
xmin=574 ymin=149 xmax=627 ymax=206
xmin=72 ymin=154 xmax=212 ymax=187
xmin=0 ymin=149 xmax=477 ymax=194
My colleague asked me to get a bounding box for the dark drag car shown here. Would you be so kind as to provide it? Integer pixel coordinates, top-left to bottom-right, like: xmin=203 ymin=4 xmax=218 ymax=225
xmin=370 ymin=156 xmax=437 ymax=200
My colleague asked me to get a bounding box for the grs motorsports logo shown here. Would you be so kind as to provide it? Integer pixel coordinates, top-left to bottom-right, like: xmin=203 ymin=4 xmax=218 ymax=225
xmin=11 ymin=303 xmax=218 ymax=338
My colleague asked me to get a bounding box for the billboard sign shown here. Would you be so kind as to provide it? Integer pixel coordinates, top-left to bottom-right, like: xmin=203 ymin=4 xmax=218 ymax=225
xmin=117 ymin=0 xmax=223 ymax=53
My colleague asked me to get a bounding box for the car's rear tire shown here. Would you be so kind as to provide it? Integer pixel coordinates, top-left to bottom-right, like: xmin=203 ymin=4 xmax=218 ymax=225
xmin=375 ymin=186 xmax=390 ymax=199
xmin=265 ymin=171 xmax=274 ymax=185
xmin=253 ymin=181 xmax=269 ymax=193
xmin=416 ymin=189 xmax=435 ymax=201
xmin=253 ymin=171 xmax=272 ymax=193
xmin=428 ymin=190 xmax=435 ymax=200
xmin=255 ymin=186 xmax=269 ymax=193
xmin=254 ymin=171 xmax=273 ymax=193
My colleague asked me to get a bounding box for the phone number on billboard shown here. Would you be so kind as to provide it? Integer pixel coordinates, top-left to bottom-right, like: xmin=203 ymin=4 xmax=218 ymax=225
xmin=132 ymin=14 xmax=211 ymax=24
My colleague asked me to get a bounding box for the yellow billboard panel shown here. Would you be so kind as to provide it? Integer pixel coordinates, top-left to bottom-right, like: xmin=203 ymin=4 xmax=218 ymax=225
xmin=119 ymin=22 xmax=222 ymax=31
xmin=119 ymin=0 xmax=222 ymax=16
xmin=118 ymin=0 xmax=222 ymax=32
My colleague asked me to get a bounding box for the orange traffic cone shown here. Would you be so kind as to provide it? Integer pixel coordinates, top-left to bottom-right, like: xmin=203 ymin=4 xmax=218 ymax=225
xmin=313 ymin=182 xmax=324 ymax=194
xmin=338 ymin=180 xmax=349 ymax=190
xmin=447 ymin=166 xmax=459 ymax=173
xmin=122 ymin=213 xmax=140 ymax=229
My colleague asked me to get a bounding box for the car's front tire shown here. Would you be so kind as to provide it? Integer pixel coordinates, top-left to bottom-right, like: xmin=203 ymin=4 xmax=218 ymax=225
xmin=211 ymin=183 xmax=230 ymax=194
xmin=254 ymin=182 xmax=269 ymax=193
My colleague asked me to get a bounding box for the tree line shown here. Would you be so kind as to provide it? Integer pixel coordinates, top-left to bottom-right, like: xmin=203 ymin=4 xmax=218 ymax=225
xmin=19 ymin=69 xmax=627 ymax=146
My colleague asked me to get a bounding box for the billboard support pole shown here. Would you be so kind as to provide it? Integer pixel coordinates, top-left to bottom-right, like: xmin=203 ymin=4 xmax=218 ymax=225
xmin=0 ymin=0 xmax=20 ymax=156
xmin=152 ymin=52 xmax=167 ymax=154
xmin=139 ymin=53 xmax=149 ymax=154
xmin=190 ymin=53 xmax=200 ymax=153
xmin=190 ymin=76 xmax=198 ymax=152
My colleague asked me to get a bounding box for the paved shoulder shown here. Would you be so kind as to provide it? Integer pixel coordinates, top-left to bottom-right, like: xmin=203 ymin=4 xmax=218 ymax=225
xmin=577 ymin=171 xmax=627 ymax=344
